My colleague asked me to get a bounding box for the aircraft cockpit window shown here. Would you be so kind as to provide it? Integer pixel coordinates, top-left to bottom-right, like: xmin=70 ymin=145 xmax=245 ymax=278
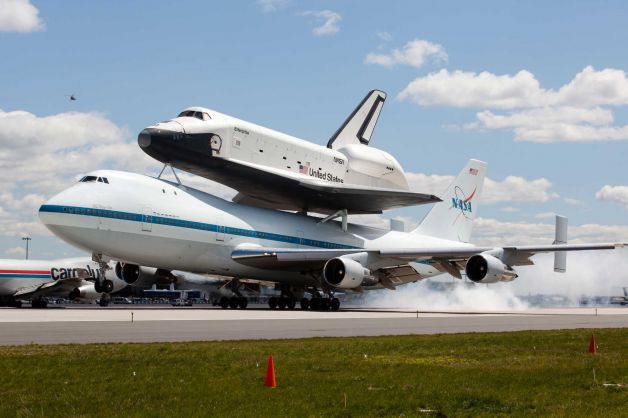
xmin=177 ymin=110 xmax=210 ymax=121
xmin=80 ymin=176 xmax=98 ymax=182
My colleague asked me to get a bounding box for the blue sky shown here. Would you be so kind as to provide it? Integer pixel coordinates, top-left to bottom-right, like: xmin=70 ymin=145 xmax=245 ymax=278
xmin=2 ymin=0 xmax=628 ymax=260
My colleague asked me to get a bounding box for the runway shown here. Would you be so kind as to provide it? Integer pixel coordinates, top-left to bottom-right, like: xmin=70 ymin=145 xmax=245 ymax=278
xmin=0 ymin=306 xmax=626 ymax=346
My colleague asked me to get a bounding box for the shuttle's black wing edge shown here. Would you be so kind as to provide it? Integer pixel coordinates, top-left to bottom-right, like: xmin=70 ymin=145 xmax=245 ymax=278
xmin=233 ymin=182 xmax=440 ymax=215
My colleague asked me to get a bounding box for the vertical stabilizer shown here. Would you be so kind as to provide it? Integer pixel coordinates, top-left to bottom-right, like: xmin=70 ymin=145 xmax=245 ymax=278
xmin=413 ymin=159 xmax=487 ymax=243
xmin=327 ymin=90 xmax=386 ymax=149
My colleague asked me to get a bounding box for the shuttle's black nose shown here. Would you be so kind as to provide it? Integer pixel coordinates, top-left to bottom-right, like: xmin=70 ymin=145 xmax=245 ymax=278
xmin=138 ymin=128 xmax=153 ymax=148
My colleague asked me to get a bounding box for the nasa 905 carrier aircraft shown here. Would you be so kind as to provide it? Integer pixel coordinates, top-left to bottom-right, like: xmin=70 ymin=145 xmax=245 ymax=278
xmin=38 ymin=160 xmax=624 ymax=310
xmin=138 ymin=90 xmax=441 ymax=215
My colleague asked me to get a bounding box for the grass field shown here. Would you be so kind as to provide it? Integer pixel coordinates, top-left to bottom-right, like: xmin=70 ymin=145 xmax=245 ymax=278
xmin=0 ymin=329 xmax=626 ymax=417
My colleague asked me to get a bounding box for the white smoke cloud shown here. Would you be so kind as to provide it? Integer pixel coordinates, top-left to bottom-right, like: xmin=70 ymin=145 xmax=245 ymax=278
xmin=364 ymin=280 xmax=528 ymax=311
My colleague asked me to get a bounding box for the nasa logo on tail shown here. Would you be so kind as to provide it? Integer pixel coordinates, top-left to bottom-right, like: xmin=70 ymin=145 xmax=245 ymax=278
xmin=450 ymin=186 xmax=476 ymax=223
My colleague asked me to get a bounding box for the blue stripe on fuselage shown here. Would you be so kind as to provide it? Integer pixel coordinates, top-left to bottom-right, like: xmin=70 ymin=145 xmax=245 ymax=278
xmin=39 ymin=204 xmax=358 ymax=250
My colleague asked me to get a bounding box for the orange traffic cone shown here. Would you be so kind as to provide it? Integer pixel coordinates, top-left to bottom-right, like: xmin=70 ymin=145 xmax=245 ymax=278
xmin=265 ymin=355 xmax=277 ymax=388
xmin=588 ymin=334 xmax=597 ymax=354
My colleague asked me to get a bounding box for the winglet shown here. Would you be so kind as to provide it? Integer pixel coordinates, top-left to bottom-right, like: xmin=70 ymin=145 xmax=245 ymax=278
xmin=327 ymin=90 xmax=386 ymax=149
xmin=553 ymin=215 xmax=568 ymax=273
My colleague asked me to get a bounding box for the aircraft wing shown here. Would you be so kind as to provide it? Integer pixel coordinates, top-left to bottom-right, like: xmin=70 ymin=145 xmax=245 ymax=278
xmin=13 ymin=277 xmax=85 ymax=299
xmin=232 ymin=243 xmax=625 ymax=271
xmin=227 ymin=160 xmax=440 ymax=214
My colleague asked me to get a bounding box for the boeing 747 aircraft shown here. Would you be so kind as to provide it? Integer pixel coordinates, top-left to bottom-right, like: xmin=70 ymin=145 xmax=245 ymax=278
xmin=38 ymin=160 xmax=624 ymax=310
xmin=138 ymin=90 xmax=440 ymax=215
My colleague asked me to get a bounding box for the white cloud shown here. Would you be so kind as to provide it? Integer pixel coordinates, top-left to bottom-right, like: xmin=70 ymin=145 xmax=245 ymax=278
xmin=0 ymin=0 xmax=44 ymax=33
xmin=400 ymin=66 xmax=628 ymax=142
xmin=405 ymin=172 xmax=557 ymax=204
xmin=300 ymin=10 xmax=341 ymax=36
xmin=398 ymin=68 xmax=543 ymax=108
xmin=596 ymin=185 xmax=628 ymax=210
xmin=365 ymin=39 xmax=447 ymax=69
xmin=257 ymin=0 xmax=288 ymax=13
xmin=399 ymin=66 xmax=628 ymax=109
xmin=500 ymin=206 xmax=520 ymax=213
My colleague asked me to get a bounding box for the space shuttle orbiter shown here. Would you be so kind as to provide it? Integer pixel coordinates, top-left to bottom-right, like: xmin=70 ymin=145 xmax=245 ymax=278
xmin=138 ymin=90 xmax=440 ymax=215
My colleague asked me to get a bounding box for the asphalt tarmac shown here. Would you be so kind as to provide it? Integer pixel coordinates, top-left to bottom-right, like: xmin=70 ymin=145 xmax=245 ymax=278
xmin=0 ymin=306 xmax=626 ymax=346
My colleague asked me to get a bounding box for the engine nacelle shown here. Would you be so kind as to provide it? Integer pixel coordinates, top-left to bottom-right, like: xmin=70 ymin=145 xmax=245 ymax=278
xmin=323 ymin=257 xmax=372 ymax=289
xmin=465 ymin=254 xmax=518 ymax=284
xmin=117 ymin=263 xmax=173 ymax=287
xmin=69 ymin=285 xmax=100 ymax=301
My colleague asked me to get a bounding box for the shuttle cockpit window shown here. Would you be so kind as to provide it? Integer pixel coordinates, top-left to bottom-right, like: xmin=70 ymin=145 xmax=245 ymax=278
xmin=177 ymin=110 xmax=210 ymax=121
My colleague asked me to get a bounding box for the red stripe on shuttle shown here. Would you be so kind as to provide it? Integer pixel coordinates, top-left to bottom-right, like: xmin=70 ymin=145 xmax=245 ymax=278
xmin=0 ymin=270 xmax=50 ymax=274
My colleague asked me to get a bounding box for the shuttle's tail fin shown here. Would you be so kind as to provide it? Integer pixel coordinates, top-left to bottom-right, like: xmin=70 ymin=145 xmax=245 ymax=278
xmin=413 ymin=159 xmax=487 ymax=243
xmin=327 ymin=90 xmax=386 ymax=149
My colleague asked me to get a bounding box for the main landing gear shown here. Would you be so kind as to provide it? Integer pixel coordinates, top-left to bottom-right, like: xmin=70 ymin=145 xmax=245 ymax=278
xmin=218 ymin=296 xmax=248 ymax=309
xmin=267 ymin=294 xmax=341 ymax=311
xmin=31 ymin=298 xmax=48 ymax=309
xmin=93 ymin=253 xmax=114 ymax=307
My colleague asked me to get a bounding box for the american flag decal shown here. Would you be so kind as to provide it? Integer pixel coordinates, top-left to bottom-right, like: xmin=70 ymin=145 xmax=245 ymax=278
xmin=469 ymin=168 xmax=478 ymax=176
xmin=299 ymin=164 xmax=309 ymax=174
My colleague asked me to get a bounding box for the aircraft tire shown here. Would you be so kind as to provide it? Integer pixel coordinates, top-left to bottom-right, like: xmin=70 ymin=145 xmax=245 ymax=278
xmin=278 ymin=297 xmax=287 ymax=310
xmin=268 ymin=297 xmax=278 ymax=309
xmin=94 ymin=281 xmax=103 ymax=293
xmin=299 ymin=298 xmax=310 ymax=310
xmin=310 ymin=297 xmax=320 ymax=311
xmin=13 ymin=300 xmax=22 ymax=308
xmin=229 ymin=297 xmax=239 ymax=309
xmin=331 ymin=298 xmax=340 ymax=311
xmin=238 ymin=297 xmax=248 ymax=309
xmin=219 ymin=297 xmax=230 ymax=309
xmin=102 ymin=280 xmax=114 ymax=293
xmin=287 ymin=298 xmax=296 ymax=310
xmin=322 ymin=298 xmax=331 ymax=310
xmin=99 ymin=298 xmax=109 ymax=307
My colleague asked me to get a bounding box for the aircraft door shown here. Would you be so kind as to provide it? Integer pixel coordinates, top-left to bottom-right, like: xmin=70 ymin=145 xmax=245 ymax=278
xmin=296 ymin=230 xmax=305 ymax=248
xmin=216 ymin=225 xmax=225 ymax=242
xmin=141 ymin=206 xmax=152 ymax=232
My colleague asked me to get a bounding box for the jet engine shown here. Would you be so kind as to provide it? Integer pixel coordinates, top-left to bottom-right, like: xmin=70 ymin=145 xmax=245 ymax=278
xmin=465 ymin=254 xmax=518 ymax=284
xmin=323 ymin=257 xmax=374 ymax=289
xmin=69 ymin=285 xmax=100 ymax=301
xmin=116 ymin=263 xmax=173 ymax=287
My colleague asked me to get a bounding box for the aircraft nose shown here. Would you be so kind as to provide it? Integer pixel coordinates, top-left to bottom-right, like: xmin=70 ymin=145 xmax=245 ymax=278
xmin=138 ymin=128 xmax=152 ymax=148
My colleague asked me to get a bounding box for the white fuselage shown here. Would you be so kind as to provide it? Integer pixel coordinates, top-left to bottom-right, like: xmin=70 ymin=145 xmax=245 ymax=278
xmin=40 ymin=171 xmax=469 ymax=288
